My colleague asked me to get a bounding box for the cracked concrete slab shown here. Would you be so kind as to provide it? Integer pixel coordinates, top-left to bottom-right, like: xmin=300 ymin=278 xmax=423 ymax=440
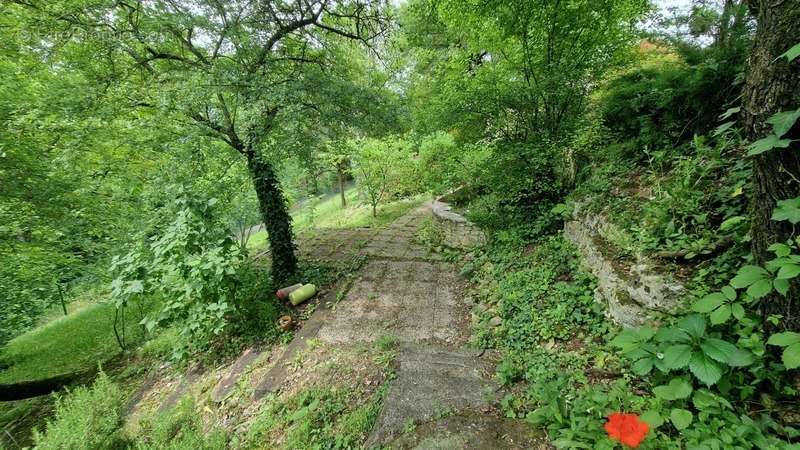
xmin=364 ymin=343 xmax=499 ymax=447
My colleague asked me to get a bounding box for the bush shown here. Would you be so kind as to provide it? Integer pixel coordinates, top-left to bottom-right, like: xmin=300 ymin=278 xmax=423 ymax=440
xmin=417 ymin=132 xmax=490 ymax=194
xmin=33 ymin=372 xmax=126 ymax=450
xmin=464 ymin=142 xmax=566 ymax=239
xmin=599 ymin=45 xmax=745 ymax=155
xmin=110 ymin=189 xmax=269 ymax=360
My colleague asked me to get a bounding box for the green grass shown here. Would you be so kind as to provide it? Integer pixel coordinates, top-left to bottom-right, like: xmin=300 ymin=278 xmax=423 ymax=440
xmin=247 ymin=189 xmax=428 ymax=249
xmin=0 ymin=301 xmax=148 ymax=384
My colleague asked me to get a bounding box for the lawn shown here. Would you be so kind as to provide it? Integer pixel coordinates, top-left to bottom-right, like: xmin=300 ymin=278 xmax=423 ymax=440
xmin=0 ymin=300 xmax=148 ymax=385
xmin=247 ymin=189 xmax=428 ymax=250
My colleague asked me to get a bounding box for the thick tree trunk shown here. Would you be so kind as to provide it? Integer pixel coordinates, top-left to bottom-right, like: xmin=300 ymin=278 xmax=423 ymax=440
xmin=247 ymin=153 xmax=297 ymax=282
xmin=741 ymin=1 xmax=800 ymax=331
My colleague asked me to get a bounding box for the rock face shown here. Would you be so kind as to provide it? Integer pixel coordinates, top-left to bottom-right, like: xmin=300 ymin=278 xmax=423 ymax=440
xmin=430 ymin=199 xmax=486 ymax=249
xmin=564 ymin=208 xmax=685 ymax=328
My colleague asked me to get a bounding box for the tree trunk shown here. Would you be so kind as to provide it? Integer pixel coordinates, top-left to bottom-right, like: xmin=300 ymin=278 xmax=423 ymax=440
xmin=742 ymin=0 xmax=800 ymax=331
xmin=338 ymin=166 xmax=347 ymax=208
xmin=247 ymin=153 xmax=297 ymax=282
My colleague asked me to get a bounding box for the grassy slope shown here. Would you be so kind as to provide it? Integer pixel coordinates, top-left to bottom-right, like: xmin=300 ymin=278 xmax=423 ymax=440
xmin=247 ymin=188 xmax=428 ymax=249
xmin=0 ymin=301 xmax=148 ymax=384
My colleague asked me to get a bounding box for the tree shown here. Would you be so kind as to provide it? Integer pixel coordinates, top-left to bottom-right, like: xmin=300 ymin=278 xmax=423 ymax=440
xmin=400 ymin=0 xmax=648 ymax=143
xmin=352 ymin=138 xmax=403 ymax=217
xmin=323 ymin=138 xmax=354 ymax=208
xmin=740 ymin=2 xmax=800 ymax=331
xmin=10 ymin=0 xmax=389 ymax=281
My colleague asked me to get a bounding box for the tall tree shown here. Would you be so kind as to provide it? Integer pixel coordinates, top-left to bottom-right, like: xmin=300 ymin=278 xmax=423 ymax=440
xmin=401 ymin=0 xmax=648 ymax=143
xmin=10 ymin=0 xmax=389 ymax=281
xmin=741 ymin=2 xmax=800 ymax=331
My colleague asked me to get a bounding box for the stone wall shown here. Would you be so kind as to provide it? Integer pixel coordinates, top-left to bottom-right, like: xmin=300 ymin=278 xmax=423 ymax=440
xmin=564 ymin=206 xmax=685 ymax=328
xmin=430 ymin=199 xmax=486 ymax=249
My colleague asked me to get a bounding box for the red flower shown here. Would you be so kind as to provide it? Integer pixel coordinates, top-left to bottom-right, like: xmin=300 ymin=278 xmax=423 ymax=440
xmin=604 ymin=412 xmax=649 ymax=448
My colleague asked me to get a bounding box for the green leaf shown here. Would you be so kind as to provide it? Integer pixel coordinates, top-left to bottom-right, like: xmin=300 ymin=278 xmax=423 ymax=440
xmin=709 ymin=305 xmax=732 ymax=325
xmin=782 ymin=343 xmax=800 ymax=369
xmin=719 ymin=107 xmax=740 ymax=120
xmin=772 ymin=198 xmax=800 ymax=224
xmin=632 ymin=357 xmax=654 ymax=375
xmin=677 ymin=315 xmax=706 ymax=338
xmin=663 ymin=344 xmax=693 ymax=369
xmin=766 ymin=108 xmax=800 ymax=138
xmin=693 ymin=293 xmax=725 ymax=313
xmin=713 ymin=121 xmax=735 ymax=137
xmin=776 ymin=263 xmax=800 ymax=280
xmin=767 ymin=332 xmax=800 ymax=347
xmin=611 ymin=328 xmax=652 ymax=353
xmin=769 ymin=243 xmax=792 ymax=257
xmin=700 ymin=338 xmax=739 ymax=365
xmin=778 ymin=42 xmax=800 ymax=62
xmin=747 ymin=134 xmax=792 ymax=156
xmin=125 ymin=280 xmax=144 ymax=294
xmin=670 ymin=408 xmax=693 ymax=430
xmin=774 ymin=278 xmax=790 ymax=296
xmin=653 ymin=378 xmax=693 ymax=401
xmin=730 ymin=265 xmax=770 ymax=288
xmin=655 ymin=326 xmax=691 ymax=343
xmin=721 ymin=286 xmax=736 ymax=301
xmin=719 ymin=216 xmax=745 ymax=231
xmin=689 ymin=352 xmax=723 ymax=385
xmin=726 ymin=348 xmax=755 ymax=367
xmin=551 ymin=439 xmax=592 ymax=449
xmin=139 ymin=318 xmax=157 ymax=333
xmin=746 ymin=278 xmax=773 ymax=299
xmin=640 ymin=410 xmax=664 ymax=428
xmin=731 ymin=303 xmax=745 ymax=320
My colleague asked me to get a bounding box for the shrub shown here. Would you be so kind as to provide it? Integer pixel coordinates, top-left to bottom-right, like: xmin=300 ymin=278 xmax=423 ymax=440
xmin=465 ymin=142 xmax=566 ymax=239
xmin=33 ymin=372 xmax=126 ymax=450
xmin=599 ymin=45 xmax=745 ymax=155
xmin=110 ymin=189 xmax=268 ymax=359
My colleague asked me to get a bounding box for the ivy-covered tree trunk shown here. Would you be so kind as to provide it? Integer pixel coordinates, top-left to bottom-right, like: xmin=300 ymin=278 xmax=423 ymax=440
xmin=246 ymin=152 xmax=297 ymax=282
xmin=742 ymin=1 xmax=800 ymax=331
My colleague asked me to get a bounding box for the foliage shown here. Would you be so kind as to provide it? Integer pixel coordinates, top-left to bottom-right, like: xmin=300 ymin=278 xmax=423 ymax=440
xmin=109 ymin=190 xmax=255 ymax=359
xmin=351 ymin=137 xmax=414 ymax=217
xmin=599 ymin=42 xmax=747 ymax=152
xmin=463 ymin=142 xmax=567 ymax=239
xmin=133 ymin=398 xmax=228 ymax=450
xmin=245 ymin=385 xmax=388 ymax=449
xmin=466 ymin=234 xmax=608 ymax=385
xmin=0 ymin=18 xmax=160 ymax=344
xmin=401 ymin=0 xmax=649 ymax=142
xmin=416 ymin=132 xmax=491 ymax=194
xmin=32 ymin=372 xmax=126 ymax=450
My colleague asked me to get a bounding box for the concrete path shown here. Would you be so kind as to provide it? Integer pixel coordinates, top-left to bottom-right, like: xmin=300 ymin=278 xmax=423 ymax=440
xmin=136 ymin=204 xmax=545 ymax=449
xmin=311 ymin=205 xmax=544 ymax=448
